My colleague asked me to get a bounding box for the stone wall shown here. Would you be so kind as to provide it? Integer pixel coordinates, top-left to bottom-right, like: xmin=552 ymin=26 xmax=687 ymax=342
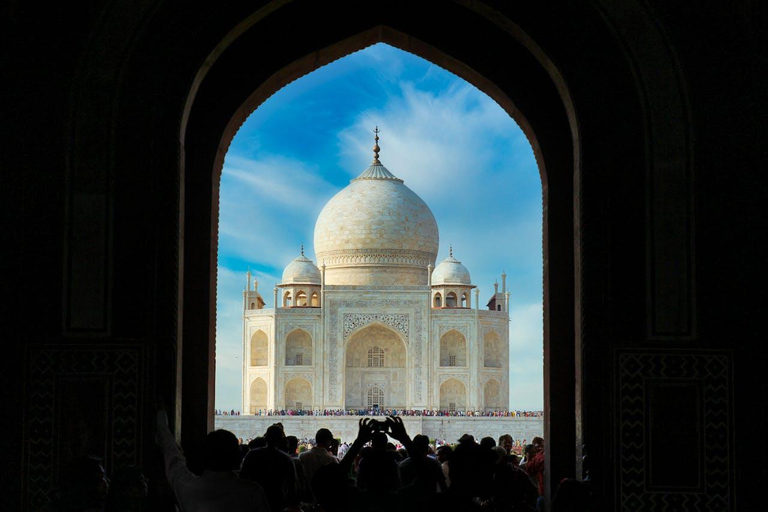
xmin=215 ymin=416 xmax=543 ymax=445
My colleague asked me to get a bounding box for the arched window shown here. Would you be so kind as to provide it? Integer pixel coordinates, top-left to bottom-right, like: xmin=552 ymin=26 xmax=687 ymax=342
xmin=497 ymin=304 xmax=501 ymax=311
xmin=367 ymin=386 xmax=384 ymax=408
xmin=250 ymin=302 xmax=256 ymax=309
xmin=285 ymin=329 xmax=312 ymax=366
xmin=434 ymin=293 xmax=442 ymax=308
xmin=446 ymin=292 xmax=457 ymax=307
xmin=311 ymin=292 xmax=319 ymax=307
xmin=296 ymin=291 xmax=307 ymax=307
xmin=367 ymin=346 xmax=384 ymax=367
xmin=461 ymin=293 xmax=468 ymax=308
xmin=283 ymin=291 xmax=292 ymax=307
xmin=440 ymin=330 xmax=467 ymax=367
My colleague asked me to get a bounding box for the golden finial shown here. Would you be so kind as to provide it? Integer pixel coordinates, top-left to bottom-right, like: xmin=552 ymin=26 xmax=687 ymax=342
xmin=300 ymin=244 xmax=304 ymax=257
xmin=372 ymin=126 xmax=381 ymax=165
xmin=450 ymin=245 xmax=453 ymax=258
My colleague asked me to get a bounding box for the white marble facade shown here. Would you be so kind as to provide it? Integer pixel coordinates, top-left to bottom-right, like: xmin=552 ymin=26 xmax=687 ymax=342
xmin=242 ymin=143 xmax=510 ymax=413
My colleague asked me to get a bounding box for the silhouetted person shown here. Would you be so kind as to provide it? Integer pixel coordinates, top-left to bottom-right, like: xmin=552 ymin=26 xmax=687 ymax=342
xmin=299 ymin=427 xmax=338 ymax=490
xmin=525 ymin=437 xmax=545 ymax=511
xmin=499 ymin=434 xmax=514 ymax=454
xmin=284 ymin=435 xmax=311 ymax=505
xmin=311 ymin=419 xmax=376 ymax=512
xmin=398 ymin=434 xmax=447 ymax=492
xmin=356 ymin=430 xmax=399 ymax=493
xmin=552 ymin=478 xmax=592 ymax=512
xmin=155 ymin=409 xmax=269 ymax=512
xmin=240 ymin=423 xmax=297 ymax=512
xmin=248 ymin=437 xmax=266 ymax=450
xmin=105 ymin=466 xmax=148 ymax=512
xmin=490 ymin=446 xmax=538 ymax=512
xmin=480 ymin=436 xmax=497 ymax=451
xmin=436 ymin=445 xmax=453 ymax=488
xmin=56 ymin=456 xmax=109 ymax=512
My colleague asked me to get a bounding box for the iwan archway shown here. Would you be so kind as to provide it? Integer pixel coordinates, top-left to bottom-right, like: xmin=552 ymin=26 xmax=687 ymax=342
xmin=151 ymin=1 xmax=692 ymax=507
xmin=181 ymin=4 xmax=576 ymax=500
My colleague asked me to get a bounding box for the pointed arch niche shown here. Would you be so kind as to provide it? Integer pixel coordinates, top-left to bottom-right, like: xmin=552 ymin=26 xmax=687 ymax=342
xmin=178 ymin=2 xmax=589 ymax=497
xmin=250 ymin=330 xmax=268 ymax=367
xmin=285 ymin=329 xmax=312 ymax=366
xmin=345 ymin=323 xmax=407 ymax=409
xmin=249 ymin=377 xmax=267 ymax=414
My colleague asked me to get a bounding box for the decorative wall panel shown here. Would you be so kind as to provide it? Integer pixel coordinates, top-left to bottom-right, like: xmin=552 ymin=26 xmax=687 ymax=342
xmin=617 ymin=350 xmax=732 ymax=511
xmin=24 ymin=346 xmax=142 ymax=510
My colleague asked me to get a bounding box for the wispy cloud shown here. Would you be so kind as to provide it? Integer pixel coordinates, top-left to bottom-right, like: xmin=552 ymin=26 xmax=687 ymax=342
xmin=214 ymin=43 xmax=543 ymax=411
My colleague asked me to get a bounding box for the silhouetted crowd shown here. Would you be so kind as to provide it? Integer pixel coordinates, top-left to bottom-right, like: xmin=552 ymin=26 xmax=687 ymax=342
xmin=153 ymin=411 xmax=591 ymax=512
xmin=53 ymin=410 xmax=590 ymax=511
xmin=216 ymin=408 xmax=544 ymax=418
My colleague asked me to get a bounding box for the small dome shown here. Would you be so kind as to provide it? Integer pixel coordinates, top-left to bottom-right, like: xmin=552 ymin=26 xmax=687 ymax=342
xmin=431 ymin=254 xmax=472 ymax=285
xmin=281 ymin=253 xmax=321 ymax=285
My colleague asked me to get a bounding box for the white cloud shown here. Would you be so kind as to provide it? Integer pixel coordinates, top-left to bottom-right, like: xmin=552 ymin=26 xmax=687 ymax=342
xmin=215 ymin=44 xmax=544 ymax=411
xmin=218 ymin=154 xmax=339 ymax=266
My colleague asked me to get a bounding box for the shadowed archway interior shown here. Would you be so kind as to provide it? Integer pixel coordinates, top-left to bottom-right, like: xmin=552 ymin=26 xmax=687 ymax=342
xmin=6 ymin=1 xmax=763 ymax=510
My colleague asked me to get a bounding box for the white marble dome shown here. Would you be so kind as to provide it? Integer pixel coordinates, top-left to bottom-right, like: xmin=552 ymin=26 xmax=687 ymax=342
xmin=281 ymin=253 xmax=321 ymax=284
xmin=313 ymin=161 xmax=439 ymax=286
xmin=431 ymin=254 xmax=472 ymax=285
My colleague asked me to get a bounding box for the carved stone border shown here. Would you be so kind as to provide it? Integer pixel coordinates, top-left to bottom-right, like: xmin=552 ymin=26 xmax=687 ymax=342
xmin=617 ymin=350 xmax=732 ymax=511
xmin=23 ymin=346 xmax=142 ymax=510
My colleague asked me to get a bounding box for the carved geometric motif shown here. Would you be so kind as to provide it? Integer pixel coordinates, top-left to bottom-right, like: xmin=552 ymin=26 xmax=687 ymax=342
xmin=617 ymin=350 xmax=732 ymax=512
xmin=23 ymin=346 xmax=142 ymax=511
xmin=343 ymin=313 xmax=409 ymax=341
xmin=438 ymin=324 xmax=469 ymax=338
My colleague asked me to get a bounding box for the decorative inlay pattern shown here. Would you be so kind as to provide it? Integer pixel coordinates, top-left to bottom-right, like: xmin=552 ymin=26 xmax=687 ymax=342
xmin=318 ymin=248 xmax=435 ymax=267
xmin=328 ymin=298 xmax=425 ymax=402
xmin=279 ymin=324 xmax=315 ymax=340
xmin=343 ymin=314 xmax=409 ymax=341
xmin=438 ymin=324 xmax=469 ymax=338
xmin=438 ymin=373 xmax=469 ymax=387
xmin=325 ymin=285 xmax=429 ymax=291
xmin=24 ymin=346 xmax=142 ymax=511
xmin=284 ymin=372 xmax=315 ymax=383
xmin=617 ymin=350 xmax=732 ymax=511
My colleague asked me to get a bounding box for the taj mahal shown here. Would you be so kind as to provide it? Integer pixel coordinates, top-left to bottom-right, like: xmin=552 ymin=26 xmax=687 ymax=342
xmin=241 ymin=132 xmax=510 ymax=415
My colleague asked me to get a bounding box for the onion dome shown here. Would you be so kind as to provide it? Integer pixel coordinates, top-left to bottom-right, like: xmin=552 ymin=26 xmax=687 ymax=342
xmin=431 ymin=248 xmax=472 ymax=285
xmin=313 ymin=128 xmax=439 ymax=286
xmin=281 ymin=247 xmax=321 ymax=285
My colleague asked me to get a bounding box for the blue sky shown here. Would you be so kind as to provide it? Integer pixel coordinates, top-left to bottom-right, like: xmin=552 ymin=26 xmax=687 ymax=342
xmin=215 ymin=43 xmax=543 ymax=411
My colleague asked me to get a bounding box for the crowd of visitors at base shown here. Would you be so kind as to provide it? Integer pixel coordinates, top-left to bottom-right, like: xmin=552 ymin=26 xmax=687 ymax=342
xmin=53 ymin=408 xmax=590 ymax=511
xmin=215 ymin=409 xmax=242 ymax=416
xmin=153 ymin=409 xmax=591 ymax=512
xmin=216 ymin=408 xmax=544 ymax=418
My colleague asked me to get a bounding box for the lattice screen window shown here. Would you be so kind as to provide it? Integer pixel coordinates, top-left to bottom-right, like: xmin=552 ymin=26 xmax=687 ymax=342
xmin=449 ymin=355 xmax=457 ymax=367
xmin=295 ymin=353 xmax=303 ymax=365
xmin=449 ymin=402 xmax=456 ymax=412
xmin=367 ymin=386 xmax=384 ymax=408
xmin=367 ymin=346 xmax=384 ymax=367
